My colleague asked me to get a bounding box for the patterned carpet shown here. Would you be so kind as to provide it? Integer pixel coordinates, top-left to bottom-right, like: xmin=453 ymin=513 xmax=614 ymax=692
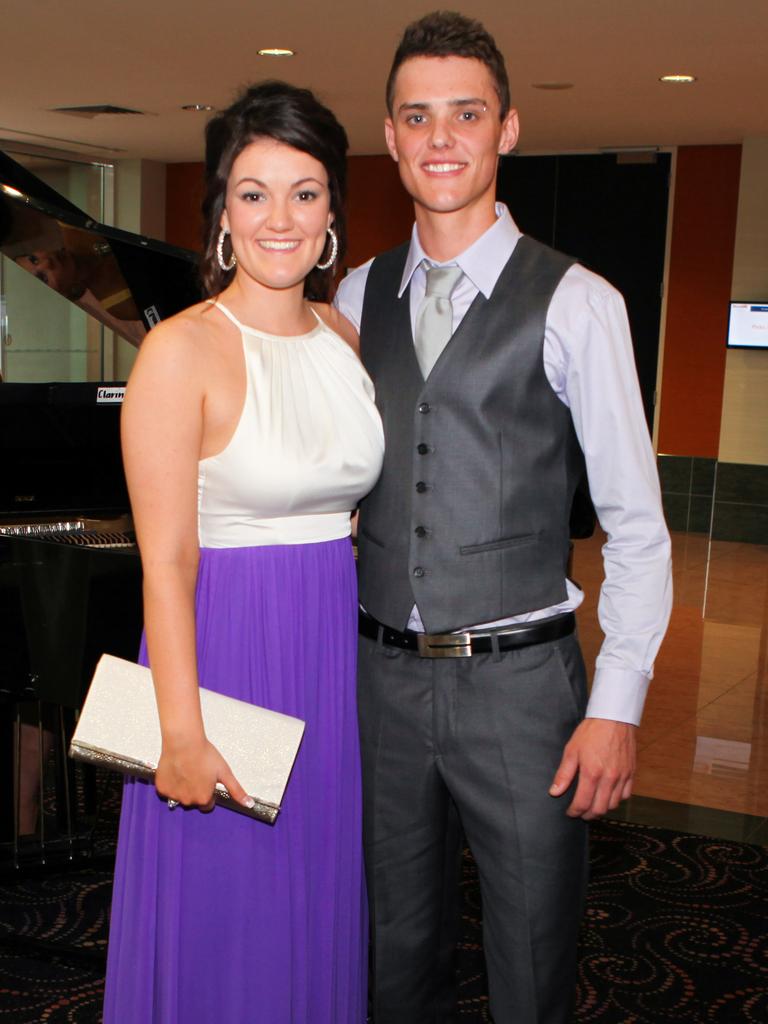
xmin=460 ymin=820 xmax=768 ymax=1022
xmin=1 ymin=814 xmax=766 ymax=1023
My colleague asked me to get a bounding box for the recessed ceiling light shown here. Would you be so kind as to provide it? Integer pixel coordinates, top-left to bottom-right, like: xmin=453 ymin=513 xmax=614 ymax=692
xmin=258 ymin=48 xmax=295 ymax=57
xmin=181 ymin=104 xmax=214 ymax=111
xmin=532 ymin=82 xmax=574 ymax=90
xmin=659 ymin=74 xmax=697 ymax=84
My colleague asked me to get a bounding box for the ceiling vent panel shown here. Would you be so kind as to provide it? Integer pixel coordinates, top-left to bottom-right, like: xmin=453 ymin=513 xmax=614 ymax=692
xmin=50 ymin=105 xmax=145 ymax=119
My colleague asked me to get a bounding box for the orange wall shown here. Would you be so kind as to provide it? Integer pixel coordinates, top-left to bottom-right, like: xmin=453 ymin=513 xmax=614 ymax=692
xmin=165 ymin=155 xmax=412 ymax=269
xmin=166 ymin=162 xmax=205 ymax=252
xmin=343 ymin=155 xmax=412 ymax=270
xmin=657 ymin=145 xmax=742 ymax=457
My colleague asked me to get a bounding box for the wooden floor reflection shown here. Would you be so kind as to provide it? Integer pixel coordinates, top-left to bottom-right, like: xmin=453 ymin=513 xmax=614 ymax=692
xmin=573 ymin=529 xmax=768 ymax=844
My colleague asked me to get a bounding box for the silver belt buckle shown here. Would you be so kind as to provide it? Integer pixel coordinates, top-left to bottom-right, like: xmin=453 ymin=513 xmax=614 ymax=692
xmin=416 ymin=631 xmax=472 ymax=658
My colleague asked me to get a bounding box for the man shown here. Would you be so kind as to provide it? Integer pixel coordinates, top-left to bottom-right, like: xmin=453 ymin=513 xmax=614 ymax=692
xmin=336 ymin=11 xmax=672 ymax=1023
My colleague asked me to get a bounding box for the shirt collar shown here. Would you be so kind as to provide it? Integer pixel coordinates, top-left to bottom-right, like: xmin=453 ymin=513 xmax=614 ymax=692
xmin=397 ymin=203 xmax=522 ymax=299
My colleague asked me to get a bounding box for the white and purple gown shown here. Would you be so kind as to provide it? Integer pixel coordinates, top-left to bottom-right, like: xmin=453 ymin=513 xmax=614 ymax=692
xmin=103 ymin=302 xmax=384 ymax=1023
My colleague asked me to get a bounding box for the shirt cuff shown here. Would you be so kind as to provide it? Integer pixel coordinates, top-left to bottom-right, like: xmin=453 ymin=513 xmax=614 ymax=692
xmin=585 ymin=667 xmax=650 ymax=726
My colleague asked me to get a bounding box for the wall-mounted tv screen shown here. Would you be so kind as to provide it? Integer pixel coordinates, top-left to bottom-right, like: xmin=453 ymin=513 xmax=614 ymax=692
xmin=727 ymin=302 xmax=768 ymax=350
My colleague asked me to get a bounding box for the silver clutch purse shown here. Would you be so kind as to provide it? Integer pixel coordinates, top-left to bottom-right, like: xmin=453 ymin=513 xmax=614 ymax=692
xmin=69 ymin=653 xmax=305 ymax=823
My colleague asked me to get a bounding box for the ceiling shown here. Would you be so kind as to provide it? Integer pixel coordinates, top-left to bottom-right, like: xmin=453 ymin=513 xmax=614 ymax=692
xmin=1 ymin=0 xmax=766 ymax=164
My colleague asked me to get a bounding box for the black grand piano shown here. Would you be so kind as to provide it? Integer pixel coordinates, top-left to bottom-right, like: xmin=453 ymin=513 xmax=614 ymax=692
xmin=0 ymin=150 xmax=201 ymax=867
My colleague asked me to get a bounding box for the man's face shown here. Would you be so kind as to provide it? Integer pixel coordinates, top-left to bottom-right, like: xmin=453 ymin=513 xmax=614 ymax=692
xmin=15 ymin=248 xmax=75 ymax=295
xmin=385 ymin=55 xmax=519 ymax=219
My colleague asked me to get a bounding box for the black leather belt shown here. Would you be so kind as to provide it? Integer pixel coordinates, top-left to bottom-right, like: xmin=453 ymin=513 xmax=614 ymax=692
xmin=358 ymin=609 xmax=575 ymax=659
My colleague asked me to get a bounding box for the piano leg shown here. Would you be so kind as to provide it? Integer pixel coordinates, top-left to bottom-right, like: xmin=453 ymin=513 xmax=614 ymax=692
xmin=56 ymin=705 xmax=76 ymax=859
xmin=17 ymin=711 xmax=47 ymax=833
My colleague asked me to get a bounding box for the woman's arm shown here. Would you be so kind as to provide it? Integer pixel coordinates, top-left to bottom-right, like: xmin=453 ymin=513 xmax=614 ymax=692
xmin=121 ymin=315 xmax=251 ymax=810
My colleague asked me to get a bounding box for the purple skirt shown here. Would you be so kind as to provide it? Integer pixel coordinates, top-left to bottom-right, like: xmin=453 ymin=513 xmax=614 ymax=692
xmin=103 ymin=539 xmax=367 ymax=1023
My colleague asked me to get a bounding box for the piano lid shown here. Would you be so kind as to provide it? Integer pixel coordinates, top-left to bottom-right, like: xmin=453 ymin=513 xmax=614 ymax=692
xmin=0 ymin=150 xmax=201 ymax=346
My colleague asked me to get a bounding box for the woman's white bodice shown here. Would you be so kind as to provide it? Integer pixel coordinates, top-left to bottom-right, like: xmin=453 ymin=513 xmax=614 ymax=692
xmin=198 ymin=302 xmax=384 ymax=547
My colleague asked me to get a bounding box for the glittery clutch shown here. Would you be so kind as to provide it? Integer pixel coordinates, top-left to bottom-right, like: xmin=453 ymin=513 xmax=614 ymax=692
xmin=69 ymin=654 xmax=305 ymax=823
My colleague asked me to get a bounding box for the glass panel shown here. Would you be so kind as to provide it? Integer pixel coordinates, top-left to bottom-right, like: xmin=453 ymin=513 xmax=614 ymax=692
xmin=0 ymin=149 xmax=139 ymax=383
xmin=1 ymin=258 xmax=100 ymax=381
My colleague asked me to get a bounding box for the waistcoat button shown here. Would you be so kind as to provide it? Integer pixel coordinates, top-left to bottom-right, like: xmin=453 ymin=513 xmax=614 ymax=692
xmin=415 ymin=481 xmax=428 ymax=493
xmin=417 ymin=443 xmax=429 ymax=455
xmin=414 ymin=525 xmax=427 ymax=537
xmin=418 ymin=402 xmax=431 ymax=414
xmin=412 ymin=566 xmax=425 ymax=578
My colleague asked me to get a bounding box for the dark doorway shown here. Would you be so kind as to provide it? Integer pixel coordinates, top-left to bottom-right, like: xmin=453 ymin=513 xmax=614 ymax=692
xmin=497 ymin=152 xmax=671 ymax=430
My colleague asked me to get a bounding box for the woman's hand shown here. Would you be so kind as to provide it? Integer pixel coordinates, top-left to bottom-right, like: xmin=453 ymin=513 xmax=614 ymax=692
xmin=156 ymin=735 xmax=253 ymax=812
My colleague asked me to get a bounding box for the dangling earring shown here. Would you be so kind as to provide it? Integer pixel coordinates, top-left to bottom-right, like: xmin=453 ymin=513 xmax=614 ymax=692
xmin=315 ymin=226 xmax=338 ymax=271
xmin=217 ymin=227 xmax=237 ymax=272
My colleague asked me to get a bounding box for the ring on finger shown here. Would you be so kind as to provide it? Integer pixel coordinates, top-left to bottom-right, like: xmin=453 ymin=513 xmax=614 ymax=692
xmin=167 ymin=799 xmax=180 ymax=810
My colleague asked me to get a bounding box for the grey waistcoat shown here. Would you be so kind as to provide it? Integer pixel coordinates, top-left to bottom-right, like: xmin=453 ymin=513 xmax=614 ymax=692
xmin=357 ymin=234 xmax=583 ymax=634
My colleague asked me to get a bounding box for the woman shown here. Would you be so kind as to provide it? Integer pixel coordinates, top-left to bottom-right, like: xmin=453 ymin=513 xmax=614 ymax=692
xmin=104 ymin=81 xmax=384 ymax=1023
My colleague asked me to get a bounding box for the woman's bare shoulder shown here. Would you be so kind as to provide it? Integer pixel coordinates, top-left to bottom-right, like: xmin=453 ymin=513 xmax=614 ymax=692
xmin=134 ymin=301 xmax=223 ymax=365
xmin=145 ymin=301 xmax=220 ymax=345
xmin=311 ymin=302 xmax=360 ymax=356
xmin=126 ymin=302 xmax=229 ymax=400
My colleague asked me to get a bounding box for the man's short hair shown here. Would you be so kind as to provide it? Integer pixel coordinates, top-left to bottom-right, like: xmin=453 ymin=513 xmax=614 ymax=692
xmin=386 ymin=10 xmax=511 ymax=120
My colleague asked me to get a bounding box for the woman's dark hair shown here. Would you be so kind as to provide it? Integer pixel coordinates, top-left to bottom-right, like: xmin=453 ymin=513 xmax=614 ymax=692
xmin=386 ymin=11 xmax=510 ymax=120
xmin=200 ymin=80 xmax=348 ymax=301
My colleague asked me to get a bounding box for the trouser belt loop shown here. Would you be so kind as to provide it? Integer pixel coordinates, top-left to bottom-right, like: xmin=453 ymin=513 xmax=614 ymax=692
xmin=490 ymin=631 xmax=502 ymax=664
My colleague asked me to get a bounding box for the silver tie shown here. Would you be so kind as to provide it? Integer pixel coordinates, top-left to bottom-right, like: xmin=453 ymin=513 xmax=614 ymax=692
xmin=414 ymin=264 xmax=464 ymax=378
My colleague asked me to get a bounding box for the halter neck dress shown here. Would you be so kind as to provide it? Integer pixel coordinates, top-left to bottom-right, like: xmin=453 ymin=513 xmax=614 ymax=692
xmin=104 ymin=301 xmax=384 ymax=1024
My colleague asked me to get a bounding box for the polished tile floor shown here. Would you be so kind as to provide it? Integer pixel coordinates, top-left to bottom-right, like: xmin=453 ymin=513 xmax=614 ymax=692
xmin=573 ymin=529 xmax=768 ymax=845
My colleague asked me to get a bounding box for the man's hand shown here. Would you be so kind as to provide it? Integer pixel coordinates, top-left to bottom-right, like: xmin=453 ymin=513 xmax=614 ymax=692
xmin=548 ymin=718 xmax=636 ymax=820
